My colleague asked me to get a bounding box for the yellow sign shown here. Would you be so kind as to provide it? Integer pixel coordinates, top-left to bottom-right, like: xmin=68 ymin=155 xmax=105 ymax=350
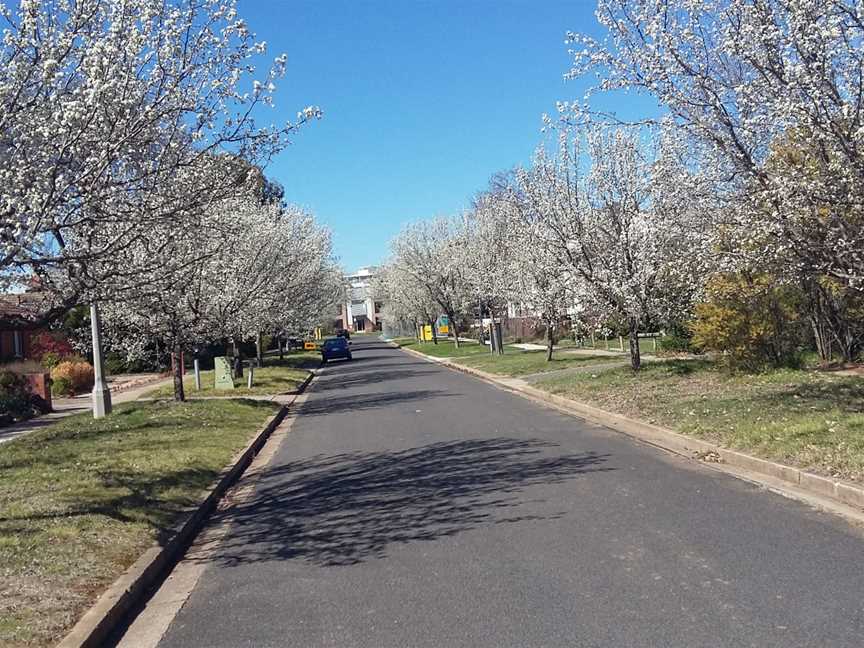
xmin=421 ymin=325 xmax=433 ymax=341
xmin=438 ymin=324 xmax=449 ymax=335
xmin=304 ymin=341 xmax=318 ymax=350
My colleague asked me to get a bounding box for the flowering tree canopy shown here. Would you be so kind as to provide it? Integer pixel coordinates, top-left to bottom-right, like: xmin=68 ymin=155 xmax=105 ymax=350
xmin=564 ymin=0 xmax=864 ymax=287
xmin=0 ymin=0 xmax=321 ymax=298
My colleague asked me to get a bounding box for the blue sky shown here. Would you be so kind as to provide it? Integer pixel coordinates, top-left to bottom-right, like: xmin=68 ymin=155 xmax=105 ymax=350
xmin=239 ymin=0 xmax=644 ymax=271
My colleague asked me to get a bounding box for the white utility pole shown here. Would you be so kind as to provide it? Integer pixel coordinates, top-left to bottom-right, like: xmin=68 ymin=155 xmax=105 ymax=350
xmin=90 ymin=303 xmax=112 ymax=418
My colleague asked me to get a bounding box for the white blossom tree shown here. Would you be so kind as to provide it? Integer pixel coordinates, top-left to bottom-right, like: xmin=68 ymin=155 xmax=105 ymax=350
xmin=102 ymin=193 xmax=337 ymax=401
xmin=389 ymin=217 xmax=474 ymax=348
xmin=564 ymin=0 xmax=864 ymax=360
xmin=0 ymin=0 xmax=321 ymax=303
xmin=461 ymin=186 xmax=520 ymax=336
xmin=374 ymin=263 xmax=441 ymax=341
xmin=502 ymin=184 xmax=577 ymax=361
xmin=514 ymin=128 xmax=703 ymax=369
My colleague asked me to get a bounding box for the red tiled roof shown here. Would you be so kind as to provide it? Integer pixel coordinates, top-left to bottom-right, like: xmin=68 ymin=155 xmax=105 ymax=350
xmin=0 ymin=292 xmax=52 ymax=326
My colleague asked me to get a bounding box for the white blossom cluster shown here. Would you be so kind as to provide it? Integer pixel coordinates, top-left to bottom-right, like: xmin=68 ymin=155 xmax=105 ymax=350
xmin=378 ymin=124 xmax=706 ymax=369
xmin=382 ymin=0 xmax=864 ymax=367
xmin=99 ymin=191 xmax=340 ymax=398
xmin=560 ymin=0 xmax=864 ymax=361
xmin=0 ymin=0 xmax=321 ymax=301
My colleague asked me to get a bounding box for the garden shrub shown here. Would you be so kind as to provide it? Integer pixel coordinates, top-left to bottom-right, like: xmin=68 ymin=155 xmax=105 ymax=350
xmin=690 ymin=273 xmax=806 ymax=370
xmin=658 ymin=328 xmax=694 ymax=354
xmin=0 ymin=370 xmax=35 ymax=425
xmin=105 ymin=351 xmax=128 ymax=375
xmin=50 ymin=360 xmax=94 ymax=395
xmin=40 ymin=351 xmax=62 ymax=369
xmin=30 ymin=331 xmax=74 ymax=368
xmin=51 ymin=376 xmax=74 ymax=397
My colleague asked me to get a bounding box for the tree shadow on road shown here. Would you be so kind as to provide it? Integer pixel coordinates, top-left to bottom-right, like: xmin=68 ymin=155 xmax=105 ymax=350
xmin=312 ymin=367 xmax=441 ymax=392
xmin=200 ymin=438 xmax=612 ymax=567
xmin=296 ymin=389 xmax=457 ymax=417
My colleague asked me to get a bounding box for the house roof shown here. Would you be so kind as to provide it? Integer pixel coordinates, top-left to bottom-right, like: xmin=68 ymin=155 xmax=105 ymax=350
xmin=0 ymin=292 xmax=53 ymax=328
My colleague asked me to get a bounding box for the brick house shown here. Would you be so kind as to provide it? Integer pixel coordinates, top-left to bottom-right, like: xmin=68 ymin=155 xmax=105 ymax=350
xmin=0 ymin=292 xmax=50 ymax=361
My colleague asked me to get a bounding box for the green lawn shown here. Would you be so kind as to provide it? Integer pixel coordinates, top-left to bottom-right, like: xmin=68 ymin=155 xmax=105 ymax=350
xmin=146 ymin=353 xmax=319 ymax=398
xmin=556 ymin=335 xmax=661 ymax=355
xmin=457 ymin=350 xmax=622 ymax=377
xmin=394 ymin=338 xmax=490 ymax=359
xmin=394 ymin=337 xmax=620 ymax=376
xmin=0 ymin=399 xmax=280 ymax=647
xmin=534 ymin=360 xmax=864 ymax=482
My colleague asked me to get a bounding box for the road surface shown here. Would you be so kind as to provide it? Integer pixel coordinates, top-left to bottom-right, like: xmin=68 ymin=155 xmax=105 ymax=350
xmin=148 ymin=337 xmax=864 ymax=647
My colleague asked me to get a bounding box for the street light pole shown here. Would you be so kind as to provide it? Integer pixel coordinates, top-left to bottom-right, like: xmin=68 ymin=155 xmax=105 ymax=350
xmin=90 ymin=303 xmax=112 ymax=418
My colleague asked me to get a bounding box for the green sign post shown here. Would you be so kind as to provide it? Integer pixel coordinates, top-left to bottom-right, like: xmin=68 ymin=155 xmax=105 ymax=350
xmin=214 ymin=356 xmax=235 ymax=390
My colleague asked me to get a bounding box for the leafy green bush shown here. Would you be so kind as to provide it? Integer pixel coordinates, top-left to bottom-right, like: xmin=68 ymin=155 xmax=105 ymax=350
xmin=51 ymin=376 xmax=74 ymax=397
xmin=0 ymin=370 xmax=35 ymax=426
xmin=40 ymin=351 xmax=62 ymax=370
xmin=105 ymin=351 xmax=128 ymax=375
xmin=658 ymin=330 xmax=693 ymax=354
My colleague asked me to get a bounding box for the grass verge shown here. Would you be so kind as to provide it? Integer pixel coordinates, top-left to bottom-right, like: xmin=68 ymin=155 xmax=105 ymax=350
xmin=393 ymin=338 xmax=489 ymax=359
xmin=457 ymin=350 xmax=623 ymax=377
xmin=533 ymin=359 xmax=864 ymax=482
xmin=145 ymin=353 xmax=319 ymax=398
xmin=0 ymin=399 xmax=279 ymax=647
xmin=393 ymin=338 xmax=621 ymax=376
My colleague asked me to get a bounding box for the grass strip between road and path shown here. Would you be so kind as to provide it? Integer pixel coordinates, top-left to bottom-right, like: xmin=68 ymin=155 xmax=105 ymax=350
xmin=145 ymin=353 xmax=319 ymax=398
xmin=0 ymin=398 xmax=280 ymax=648
xmin=533 ymin=359 xmax=864 ymax=483
xmin=392 ymin=338 xmax=621 ymax=377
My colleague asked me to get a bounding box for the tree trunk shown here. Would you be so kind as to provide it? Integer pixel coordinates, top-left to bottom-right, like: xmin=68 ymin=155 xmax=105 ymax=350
xmin=451 ymin=316 xmax=460 ymax=349
xmin=278 ymin=337 xmax=284 ymax=361
xmin=256 ymin=331 xmax=264 ymax=367
xmin=172 ymin=344 xmax=185 ymax=402
xmin=628 ymin=319 xmax=641 ymax=370
xmin=430 ymin=320 xmax=438 ymax=344
xmin=232 ymin=339 xmax=243 ymax=379
xmin=546 ymin=319 xmax=554 ymax=362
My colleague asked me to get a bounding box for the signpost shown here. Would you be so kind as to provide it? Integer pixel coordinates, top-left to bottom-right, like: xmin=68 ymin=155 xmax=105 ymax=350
xmin=214 ymin=357 xmax=235 ymax=390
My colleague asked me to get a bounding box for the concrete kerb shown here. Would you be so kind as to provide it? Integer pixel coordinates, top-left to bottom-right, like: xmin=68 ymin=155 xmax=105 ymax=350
xmin=57 ymin=371 xmax=315 ymax=648
xmin=391 ymin=341 xmax=864 ymax=516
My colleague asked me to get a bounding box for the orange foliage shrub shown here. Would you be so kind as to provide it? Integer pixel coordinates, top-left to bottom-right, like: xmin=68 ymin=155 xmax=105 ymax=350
xmin=50 ymin=361 xmax=94 ymax=395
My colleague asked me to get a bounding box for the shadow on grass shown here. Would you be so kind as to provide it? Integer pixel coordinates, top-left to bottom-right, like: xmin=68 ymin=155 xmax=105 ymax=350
xmin=259 ymin=357 xmax=321 ymax=370
xmin=200 ymin=438 xmax=612 ymax=567
xmin=741 ymin=378 xmax=864 ymax=415
xmin=651 ymin=359 xmax=713 ymax=376
xmin=0 ymin=463 xmax=221 ymax=544
xmin=0 ymin=400 xmax=280 ymax=536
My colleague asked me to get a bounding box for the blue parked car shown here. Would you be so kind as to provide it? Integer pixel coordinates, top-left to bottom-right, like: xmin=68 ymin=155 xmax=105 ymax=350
xmin=321 ymin=337 xmax=352 ymax=363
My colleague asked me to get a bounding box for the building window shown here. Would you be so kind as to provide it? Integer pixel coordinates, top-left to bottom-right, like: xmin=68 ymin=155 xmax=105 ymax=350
xmin=12 ymin=331 xmax=23 ymax=358
xmin=374 ymin=301 xmax=382 ymax=314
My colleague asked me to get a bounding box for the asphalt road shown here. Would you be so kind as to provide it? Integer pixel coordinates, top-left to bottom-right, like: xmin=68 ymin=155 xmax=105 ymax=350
xmin=157 ymin=337 xmax=864 ymax=647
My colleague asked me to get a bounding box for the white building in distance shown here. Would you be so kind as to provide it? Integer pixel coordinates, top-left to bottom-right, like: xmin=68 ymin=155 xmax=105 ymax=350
xmin=334 ymin=267 xmax=384 ymax=333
